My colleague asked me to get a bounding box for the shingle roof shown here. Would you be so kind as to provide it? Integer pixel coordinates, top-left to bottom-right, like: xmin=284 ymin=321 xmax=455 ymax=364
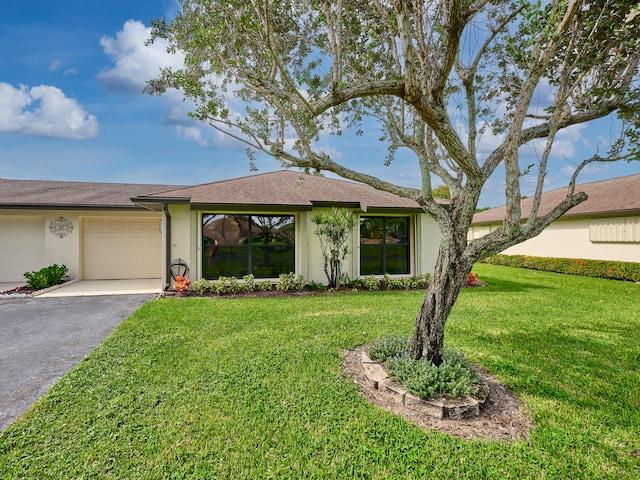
xmin=133 ymin=170 xmax=426 ymax=212
xmin=472 ymin=174 xmax=640 ymax=225
xmin=0 ymin=179 xmax=180 ymax=209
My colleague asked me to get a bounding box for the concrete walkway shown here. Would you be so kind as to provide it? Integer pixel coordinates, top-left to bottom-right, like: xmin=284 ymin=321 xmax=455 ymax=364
xmin=38 ymin=279 xmax=162 ymax=297
xmin=0 ymin=279 xmax=163 ymax=298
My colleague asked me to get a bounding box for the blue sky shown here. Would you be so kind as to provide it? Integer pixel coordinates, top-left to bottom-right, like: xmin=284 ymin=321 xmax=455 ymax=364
xmin=1 ymin=1 xmax=637 ymax=207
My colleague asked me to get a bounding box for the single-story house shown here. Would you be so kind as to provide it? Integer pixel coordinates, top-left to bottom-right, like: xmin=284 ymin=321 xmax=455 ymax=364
xmin=0 ymin=171 xmax=442 ymax=285
xmin=470 ymin=174 xmax=640 ymax=263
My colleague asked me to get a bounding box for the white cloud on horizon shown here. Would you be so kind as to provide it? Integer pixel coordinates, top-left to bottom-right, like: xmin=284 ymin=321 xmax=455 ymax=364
xmin=0 ymin=82 xmax=98 ymax=139
xmin=97 ymin=20 xmax=185 ymax=94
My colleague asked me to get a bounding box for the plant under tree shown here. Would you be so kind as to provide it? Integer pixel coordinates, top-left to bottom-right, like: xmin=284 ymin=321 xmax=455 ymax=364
xmin=312 ymin=208 xmax=358 ymax=289
xmin=147 ymin=0 xmax=639 ymax=365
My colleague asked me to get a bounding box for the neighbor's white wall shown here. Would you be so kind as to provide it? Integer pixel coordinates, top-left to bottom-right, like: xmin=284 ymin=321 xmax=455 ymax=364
xmin=471 ymin=217 xmax=640 ymax=263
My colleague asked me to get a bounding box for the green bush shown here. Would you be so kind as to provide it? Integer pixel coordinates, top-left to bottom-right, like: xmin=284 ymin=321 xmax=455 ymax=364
xmin=367 ymin=335 xmax=410 ymax=361
xmin=276 ymin=272 xmax=306 ymax=291
xmin=388 ymin=350 xmax=481 ymax=399
xmin=191 ymin=279 xmax=213 ymax=295
xmin=191 ymin=273 xmax=430 ymax=296
xmin=367 ymin=335 xmax=481 ymax=399
xmin=483 ymin=254 xmax=640 ymax=282
xmin=23 ymin=264 xmax=68 ymax=290
xmin=241 ymin=274 xmax=256 ymax=292
xmin=362 ymin=274 xmax=381 ymax=291
xmin=307 ymin=280 xmax=327 ymax=291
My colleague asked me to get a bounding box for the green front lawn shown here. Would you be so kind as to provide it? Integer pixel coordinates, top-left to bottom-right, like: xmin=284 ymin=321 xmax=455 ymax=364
xmin=1 ymin=265 xmax=639 ymax=478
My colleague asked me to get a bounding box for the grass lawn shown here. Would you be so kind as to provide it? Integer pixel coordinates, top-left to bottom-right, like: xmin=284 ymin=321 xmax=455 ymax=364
xmin=1 ymin=264 xmax=639 ymax=478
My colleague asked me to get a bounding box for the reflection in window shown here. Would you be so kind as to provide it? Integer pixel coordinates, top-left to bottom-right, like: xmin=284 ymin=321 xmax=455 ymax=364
xmin=202 ymin=214 xmax=295 ymax=279
xmin=360 ymin=217 xmax=409 ymax=275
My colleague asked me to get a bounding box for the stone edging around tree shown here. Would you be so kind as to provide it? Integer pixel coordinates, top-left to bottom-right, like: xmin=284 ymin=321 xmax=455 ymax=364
xmin=360 ymin=350 xmax=490 ymax=420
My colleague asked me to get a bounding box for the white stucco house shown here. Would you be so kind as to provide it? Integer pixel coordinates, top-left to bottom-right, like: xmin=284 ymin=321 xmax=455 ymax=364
xmin=0 ymin=171 xmax=442 ymax=286
xmin=470 ymin=174 xmax=640 ymax=263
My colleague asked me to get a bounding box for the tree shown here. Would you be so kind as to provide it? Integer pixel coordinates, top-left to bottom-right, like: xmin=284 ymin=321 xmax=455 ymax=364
xmin=147 ymin=0 xmax=639 ymax=365
xmin=432 ymin=185 xmax=451 ymax=200
xmin=312 ymin=208 xmax=358 ymax=289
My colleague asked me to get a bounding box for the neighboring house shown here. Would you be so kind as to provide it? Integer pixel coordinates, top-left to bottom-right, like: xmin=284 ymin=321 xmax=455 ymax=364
xmin=470 ymin=174 xmax=640 ymax=263
xmin=0 ymin=171 xmax=442 ymax=285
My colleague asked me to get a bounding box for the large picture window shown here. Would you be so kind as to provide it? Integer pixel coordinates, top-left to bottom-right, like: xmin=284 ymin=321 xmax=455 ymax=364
xmin=360 ymin=217 xmax=410 ymax=275
xmin=202 ymin=214 xmax=295 ymax=279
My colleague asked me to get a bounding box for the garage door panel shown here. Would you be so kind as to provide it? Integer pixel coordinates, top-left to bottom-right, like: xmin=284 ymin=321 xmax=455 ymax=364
xmin=83 ymin=217 xmax=161 ymax=280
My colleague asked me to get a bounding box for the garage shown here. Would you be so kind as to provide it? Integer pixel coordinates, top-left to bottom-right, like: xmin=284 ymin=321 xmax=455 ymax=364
xmin=82 ymin=217 xmax=162 ymax=280
xmin=0 ymin=216 xmax=46 ymax=283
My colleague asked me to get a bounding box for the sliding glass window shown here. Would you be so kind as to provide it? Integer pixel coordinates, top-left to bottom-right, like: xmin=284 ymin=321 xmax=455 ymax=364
xmin=360 ymin=217 xmax=410 ymax=275
xmin=202 ymin=214 xmax=295 ymax=279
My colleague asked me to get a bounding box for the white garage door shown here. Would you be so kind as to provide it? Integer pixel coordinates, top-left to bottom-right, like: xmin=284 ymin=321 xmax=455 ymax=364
xmin=0 ymin=216 xmax=46 ymax=283
xmin=83 ymin=218 xmax=162 ymax=280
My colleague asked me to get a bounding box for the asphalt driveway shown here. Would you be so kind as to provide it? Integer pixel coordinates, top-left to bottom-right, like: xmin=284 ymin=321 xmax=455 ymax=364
xmin=0 ymin=294 xmax=154 ymax=432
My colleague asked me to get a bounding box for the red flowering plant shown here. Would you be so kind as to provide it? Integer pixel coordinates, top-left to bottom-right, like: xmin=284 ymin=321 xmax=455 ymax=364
xmin=465 ymin=272 xmax=484 ymax=287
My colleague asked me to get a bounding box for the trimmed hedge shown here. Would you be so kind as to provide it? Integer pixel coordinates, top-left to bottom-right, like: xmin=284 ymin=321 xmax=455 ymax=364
xmin=482 ymin=254 xmax=640 ymax=282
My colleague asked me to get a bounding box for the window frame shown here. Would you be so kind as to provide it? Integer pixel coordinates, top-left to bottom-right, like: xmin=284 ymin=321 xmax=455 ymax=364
xmin=359 ymin=216 xmax=411 ymax=276
xmin=201 ymin=213 xmax=296 ymax=280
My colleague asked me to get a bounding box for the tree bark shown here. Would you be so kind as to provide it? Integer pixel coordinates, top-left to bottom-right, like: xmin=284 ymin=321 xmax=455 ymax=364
xmin=410 ymin=242 xmax=471 ymax=365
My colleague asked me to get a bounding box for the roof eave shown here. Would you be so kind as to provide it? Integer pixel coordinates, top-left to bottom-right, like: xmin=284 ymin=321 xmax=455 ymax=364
xmin=0 ymin=203 xmax=150 ymax=211
xmin=190 ymin=202 xmax=313 ymax=213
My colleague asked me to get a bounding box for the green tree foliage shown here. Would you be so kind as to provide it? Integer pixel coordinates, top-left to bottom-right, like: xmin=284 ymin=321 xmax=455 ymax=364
xmin=147 ymin=0 xmax=639 ymax=364
xmin=432 ymin=185 xmax=451 ymax=200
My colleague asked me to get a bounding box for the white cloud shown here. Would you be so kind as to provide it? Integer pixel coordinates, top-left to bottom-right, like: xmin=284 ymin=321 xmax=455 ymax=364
xmin=561 ymin=162 xmax=610 ymax=177
xmin=175 ymin=125 xmax=208 ymax=146
xmin=98 ymin=20 xmax=185 ymax=94
xmin=0 ymin=82 xmax=98 ymax=139
xmin=48 ymin=60 xmax=62 ymax=72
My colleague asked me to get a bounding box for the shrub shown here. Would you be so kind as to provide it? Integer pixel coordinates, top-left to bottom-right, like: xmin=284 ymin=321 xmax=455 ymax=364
xmin=367 ymin=335 xmax=481 ymax=399
xmin=257 ymin=280 xmax=273 ymax=291
xmin=211 ymin=276 xmax=231 ymax=295
xmin=23 ymin=264 xmax=68 ymax=290
xmin=276 ymin=272 xmax=306 ymax=291
xmin=483 ymin=254 xmax=640 ymax=282
xmin=362 ymin=274 xmax=381 ymax=291
xmin=311 ymin=208 xmax=357 ymax=288
xmin=241 ymin=274 xmax=256 ymax=293
xmin=307 ymin=280 xmax=327 ymax=291
xmin=191 ymin=279 xmax=213 ymax=295
xmin=367 ymin=335 xmax=411 ymax=362
xmin=387 ymin=350 xmax=481 ymax=399
xmin=409 ymin=274 xmax=431 ymax=289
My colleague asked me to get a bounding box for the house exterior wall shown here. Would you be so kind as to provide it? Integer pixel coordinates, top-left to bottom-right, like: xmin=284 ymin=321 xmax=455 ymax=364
xmin=166 ymin=204 xmax=193 ymax=282
xmin=415 ymin=214 xmax=441 ymax=275
xmin=469 ymin=216 xmax=640 ymax=263
xmin=166 ymin=206 xmax=442 ymax=284
xmin=0 ymin=209 xmax=163 ymax=283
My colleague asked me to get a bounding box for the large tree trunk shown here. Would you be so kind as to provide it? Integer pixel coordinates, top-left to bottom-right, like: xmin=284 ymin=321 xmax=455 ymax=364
xmin=410 ymin=242 xmax=471 ymax=366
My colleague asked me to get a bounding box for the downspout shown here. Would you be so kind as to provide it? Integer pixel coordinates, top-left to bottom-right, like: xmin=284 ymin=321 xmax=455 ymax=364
xmin=163 ymin=204 xmax=171 ymax=289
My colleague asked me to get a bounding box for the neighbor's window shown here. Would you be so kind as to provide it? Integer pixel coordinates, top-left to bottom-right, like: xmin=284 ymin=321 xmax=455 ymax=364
xmin=589 ymin=217 xmax=640 ymax=243
xmin=202 ymin=214 xmax=295 ymax=279
xmin=360 ymin=217 xmax=410 ymax=275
